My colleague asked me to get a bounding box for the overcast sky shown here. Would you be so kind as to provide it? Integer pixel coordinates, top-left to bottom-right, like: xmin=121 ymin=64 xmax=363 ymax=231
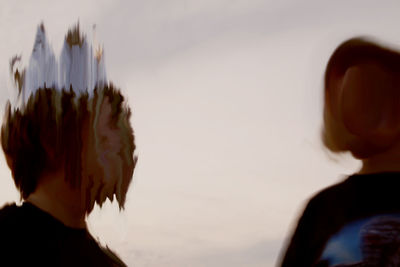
xmin=2 ymin=1 xmax=400 ymax=266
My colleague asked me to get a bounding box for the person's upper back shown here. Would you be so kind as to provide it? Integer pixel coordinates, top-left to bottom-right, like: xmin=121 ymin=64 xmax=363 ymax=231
xmin=0 ymin=202 xmax=126 ymax=267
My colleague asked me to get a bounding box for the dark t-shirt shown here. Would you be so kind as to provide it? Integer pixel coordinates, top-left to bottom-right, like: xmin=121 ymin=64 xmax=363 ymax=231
xmin=0 ymin=202 xmax=126 ymax=267
xmin=280 ymin=172 xmax=400 ymax=267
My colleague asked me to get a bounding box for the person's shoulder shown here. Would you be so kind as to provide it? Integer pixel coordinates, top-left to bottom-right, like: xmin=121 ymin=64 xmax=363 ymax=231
xmin=0 ymin=202 xmax=20 ymax=222
xmin=307 ymin=172 xmax=400 ymax=209
xmin=0 ymin=202 xmax=24 ymax=245
xmin=0 ymin=202 xmax=19 ymax=212
xmin=279 ymin=177 xmax=354 ymax=266
xmin=304 ymin=176 xmax=351 ymax=212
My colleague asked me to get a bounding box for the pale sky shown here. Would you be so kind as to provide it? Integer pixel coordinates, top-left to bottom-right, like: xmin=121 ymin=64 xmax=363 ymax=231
xmin=1 ymin=1 xmax=400 ymax=266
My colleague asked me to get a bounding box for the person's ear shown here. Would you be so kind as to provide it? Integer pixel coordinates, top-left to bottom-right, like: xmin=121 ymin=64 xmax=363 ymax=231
xmin=340 ymin=63 xmax=400 ymax=142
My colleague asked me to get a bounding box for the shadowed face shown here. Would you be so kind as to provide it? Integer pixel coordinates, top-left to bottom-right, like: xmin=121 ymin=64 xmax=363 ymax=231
xmin=82 ymin=96 xmax=135 ymax=213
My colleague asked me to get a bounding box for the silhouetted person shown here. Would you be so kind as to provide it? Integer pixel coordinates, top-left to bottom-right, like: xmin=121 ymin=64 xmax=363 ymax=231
xmin=0 ymin=24 xmax=137 ymax=266
xmin=280 ymin=38 xmax=400 ymax=266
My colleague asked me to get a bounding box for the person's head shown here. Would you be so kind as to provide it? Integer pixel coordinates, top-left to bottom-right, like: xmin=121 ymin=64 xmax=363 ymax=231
xmin=322 ymin=37 xmax=400 ymax=159
xmin=2 ymin=24 xmax=137 ymax=213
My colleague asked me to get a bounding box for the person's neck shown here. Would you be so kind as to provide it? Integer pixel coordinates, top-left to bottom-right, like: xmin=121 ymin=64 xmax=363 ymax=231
xmin=26 ymin=168 xmax=87 ymax=229
xmin=359 ymin=141 xmax=400 ymax=175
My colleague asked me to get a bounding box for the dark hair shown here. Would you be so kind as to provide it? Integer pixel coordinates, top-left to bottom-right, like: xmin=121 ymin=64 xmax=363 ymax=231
xmin=322 ymin=37 xmax=400 ymax=156
xmin=1 ymin=85 xmax=134 ymax=200
xmin=324 ymin=37 xmax=400 ymax=95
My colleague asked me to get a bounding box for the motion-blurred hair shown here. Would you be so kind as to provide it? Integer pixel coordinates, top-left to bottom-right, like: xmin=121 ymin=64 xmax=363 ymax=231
xmin=1 ymin=86 xmax=134 ymax=200
xmin=322 ymin=37 xmax=400 ymax=158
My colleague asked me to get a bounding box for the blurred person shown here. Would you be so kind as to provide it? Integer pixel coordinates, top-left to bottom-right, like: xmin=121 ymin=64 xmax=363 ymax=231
xmin=0 ymin=24 xmax=137 ymax=266
xmin=280 ymin=38 xmax=400 ymax=266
